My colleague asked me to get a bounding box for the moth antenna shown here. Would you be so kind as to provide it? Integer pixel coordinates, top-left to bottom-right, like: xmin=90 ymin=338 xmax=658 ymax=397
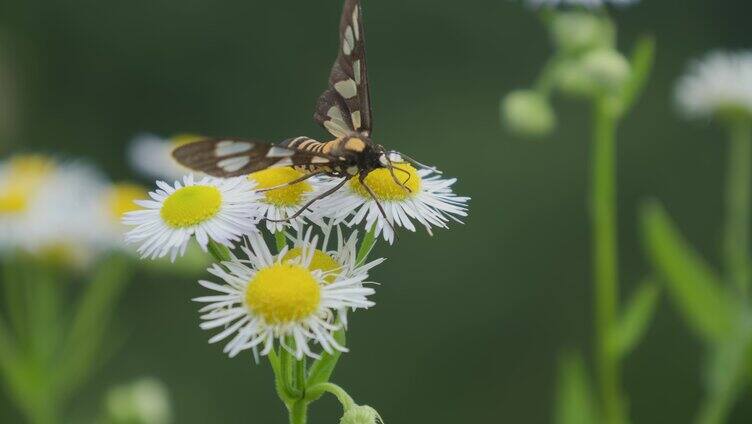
xmin=358 ymin=175 xmax=398 ymax=238
xmin=389 ymin=151 xmax=442 ymax=174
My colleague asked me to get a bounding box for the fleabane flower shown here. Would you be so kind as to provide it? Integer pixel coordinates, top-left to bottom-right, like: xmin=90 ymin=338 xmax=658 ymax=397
xmin=248 ymin=167 xmax=322 ymax=233
xmin=284 ymin=224 xmax=384 ymax=326
xmin=123 ymin=175 xmax=260 ymax=261
xmin=675 ymin=51 xmax=752 ymax=120
xmin=195 ymin=231 xmax=378 ymax=360
xmin=95 ymin=183 xmax=149 ymax=251
xmin=1 ymin=155 xmax=110 ymax=266
xmin=527 ymin=0 xmax=638 ymax=8
xmin=318 ymin=161 xmax=469 ymax=244
xmin=128 ymin=133 xmax=205 ymax=181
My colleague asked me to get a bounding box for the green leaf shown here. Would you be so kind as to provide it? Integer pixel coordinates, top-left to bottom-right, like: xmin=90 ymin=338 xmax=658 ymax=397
xmin=640 ymin=201 xmax=737 ymax=343
xmin=609 ymin=279 xmax=660 ymax=358
xmin=54 ymin=254 xmax=131 ymax=398
xmin=306 ymin=329 xmax=346 ymax=393
xmin=696 ymin=318 xmax=752 ymax=424
xmin=618 ymin=35 xmax=655 ymax=115
xmin=554 ymin=352 xmax=598 ymax=424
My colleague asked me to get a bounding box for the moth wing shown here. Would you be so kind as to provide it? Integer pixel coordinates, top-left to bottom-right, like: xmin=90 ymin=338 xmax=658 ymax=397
xmin=314 ymin=0 xmax=372 ymax=138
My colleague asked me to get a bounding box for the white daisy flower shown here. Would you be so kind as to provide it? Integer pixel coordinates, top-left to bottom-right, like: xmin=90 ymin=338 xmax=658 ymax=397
xmin=675 ymin=51 xmax=752 ymax=120
xmin=128 ymin=133 xmax=205 ymax=181
xmin=195 ymin=231 xmax=378 ymax=360
xmin=317 ymin=160 xmax=470 ymax=244
xmin=0 ymin=155 xmax=112 ymax=267
xmin=526 ymin=0 xmax=638 ymax=8
xmin=247 ymin=167 xmax=324 ymax=233
xmin=94 ymin=183 xmax=149 ymax=251
xmin=284 ymin=223 xmax=385 ymax=327
xmin=123 ymin=174 xmax=260 ymax=261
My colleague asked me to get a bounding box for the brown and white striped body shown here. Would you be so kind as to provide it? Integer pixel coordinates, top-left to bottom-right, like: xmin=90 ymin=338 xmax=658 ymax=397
xmin=279 ymin=135 xmax=379 ymax=177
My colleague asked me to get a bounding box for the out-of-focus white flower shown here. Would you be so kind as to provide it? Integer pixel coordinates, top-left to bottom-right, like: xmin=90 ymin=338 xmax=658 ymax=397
xmin=247 ymin=167 xmax=324 ymax=233
xmin=527 ymin=0 xmax=638 ymax=8
xmin=0 ymin=155 xmax=112 ymax=267
xmin=94 ymin=183 xmax=149 ymax=251
xmin=317 ymin=162 xmax=469 ymax=244
xmin=128 ymin=133 xmax=204 ymax=181
xmin=675 ymin=51 xmax=752 ymax=120
xmin=123 ymin=175 xmax=260 ymax=261
xmin=106 ymin=378 xmax=172 ymax=424
xmin=502 ymin=90 xmax=556 ymax=137
xmin=195 ymin=231 xmax=377 ymax=360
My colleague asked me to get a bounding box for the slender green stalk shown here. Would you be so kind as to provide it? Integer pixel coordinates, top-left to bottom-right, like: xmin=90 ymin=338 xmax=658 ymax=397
xmin=591 ymin=99 xmax=624 ymax=424
xmin=289 ymin=400 xmax=308 ymax=424
xmin=305 ymin=382 xmax=356 ymax=410
xmin=723 ymin=118 xmax=751 ymax=299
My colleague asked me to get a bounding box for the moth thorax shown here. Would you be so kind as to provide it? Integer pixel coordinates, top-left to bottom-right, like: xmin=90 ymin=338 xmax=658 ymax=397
xmin=343 ymin=137 xmax=366 ymax=153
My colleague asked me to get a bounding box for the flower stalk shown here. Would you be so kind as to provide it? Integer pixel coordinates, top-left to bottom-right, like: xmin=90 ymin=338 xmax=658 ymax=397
xmin=723 ymin=118 xmax=751 ymax=299
xmin=591 ymin=98 xmax=625 ymax=424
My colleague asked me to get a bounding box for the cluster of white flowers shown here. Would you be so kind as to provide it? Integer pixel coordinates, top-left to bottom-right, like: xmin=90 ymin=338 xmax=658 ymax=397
xmin=675 ymin=51 xmax=752 ymax=120
xmin=122 ymin=140 xmax=469 ymax=360
xmin=0 ymin=155 xmax=146 ymax=267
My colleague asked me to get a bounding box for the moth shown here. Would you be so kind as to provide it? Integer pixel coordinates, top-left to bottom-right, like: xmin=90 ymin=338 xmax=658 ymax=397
xmin=172 ymin=0 xmax=428 ymax=221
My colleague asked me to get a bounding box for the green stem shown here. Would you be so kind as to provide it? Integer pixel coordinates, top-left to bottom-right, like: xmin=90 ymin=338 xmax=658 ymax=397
xmin=723 ymin=119 xmax=751 ymax=300
xmin=289 ymin=400 xmax=308 ymax=424
xmin=591 ymin=99 xmax=624 ymax=424
xmin=305 ymin=382 xmax=356 ymax=411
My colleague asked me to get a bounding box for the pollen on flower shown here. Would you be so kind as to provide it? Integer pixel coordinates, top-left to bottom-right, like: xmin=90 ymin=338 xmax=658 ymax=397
xmin=283 ymin=247 xmax=341 ymax=284
xmin=248 ymin=167 xmax=312 ymax=207
xmin=107 ymin=183 xmax=148 ymax=221
xmin=350 ymin=163 xmax=420 ymax=201
xmin=245 ymin=263 xmax=321 ymax=324
xmin=160 ymin=185 xmax=222 ymax=228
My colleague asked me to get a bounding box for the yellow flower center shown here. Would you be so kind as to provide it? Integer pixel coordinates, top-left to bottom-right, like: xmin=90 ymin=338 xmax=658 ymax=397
xmin=349 ymin=163 xmax=421 ymax=201
xmin=169 ymin=133 xmax=204 ymax=147
xmin=245 ymin=263 xmax=321 ymax=324
xmin=160 ymin=185 xmax=222 ymax=228
xmin=0 ymin=188 xmax=28 ymax=214
xmin=107 ymin=183 xmax=148 ymax=221
xmin=249 ymin=168 xmax=312 ymax=207
xmin=283 ymin=247 xmax=341 ymax=285
xmin=9 ymin=155 xmax=56 ymax=179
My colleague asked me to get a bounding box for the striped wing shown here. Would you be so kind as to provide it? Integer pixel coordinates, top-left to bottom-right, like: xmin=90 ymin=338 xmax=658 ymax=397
xmin=172 ymin=137 xmax=336 ymax=178
xmin=314 ymin=0 xmax=372 ymax=138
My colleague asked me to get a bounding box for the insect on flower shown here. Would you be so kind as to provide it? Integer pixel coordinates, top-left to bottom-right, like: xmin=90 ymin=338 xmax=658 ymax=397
xmin=171 ymin=0 xmax=435 ymax=228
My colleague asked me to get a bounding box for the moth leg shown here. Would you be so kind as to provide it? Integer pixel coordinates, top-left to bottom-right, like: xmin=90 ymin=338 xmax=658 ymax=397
xmin=255 ymin=171 xmax=325 ymax=193
xmin=268 ymin=177 xmax=350 ymax=222
xmin=383 ymin=154 xmax=412 ymax=194
xmin=358 ymin=174 xmax=397 ymax=236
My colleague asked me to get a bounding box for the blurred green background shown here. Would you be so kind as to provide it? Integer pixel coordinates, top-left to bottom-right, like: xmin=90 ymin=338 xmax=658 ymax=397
xmin=1 ymin=0 xmax=751 ymax=422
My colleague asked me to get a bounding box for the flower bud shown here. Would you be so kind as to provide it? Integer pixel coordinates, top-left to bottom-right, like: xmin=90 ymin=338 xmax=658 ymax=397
xmin=580 ymin=49 xmax=631 ymax=93
xmin=501 ymin=90 xmax=556 ymax=137
xmin=340 ymin=405 xmax=384 ymax=424
xmin=549 ymin=12 xmax=615 ymax=54
xmin=106 ymin=378 xmax=172 ymax=424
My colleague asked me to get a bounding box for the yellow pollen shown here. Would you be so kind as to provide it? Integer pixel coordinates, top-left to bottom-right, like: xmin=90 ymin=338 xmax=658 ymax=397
xmin=245 ymin=263 xmax=321 ymax=324
xmin=248 ymin=168 xmax=312 ymax=207
xmin=107 ymin=183 xmax=148 ymax=221
xmin=170 ymin=133 xmax=205 ymax=147
xmin=160 ymin=185 xmax=222 ymax=228
xmin=283 ymin=247 xmax=341 ymax=285
xmin=350 ymin=163 xmax=421 ymax=201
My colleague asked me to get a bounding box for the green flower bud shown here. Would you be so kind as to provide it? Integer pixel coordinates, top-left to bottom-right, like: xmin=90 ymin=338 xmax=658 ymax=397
xmin=340 ymin=405 xmax=384 ymax=424
xmin=501 ymin=90 xmax=556 ymax=137
xmin=556 ymin=50 xmax=631 ymax=97
xmin=549 ymin=12 xmax=615 ymax=54
xmin=106 ymin=378 xmax=172 ymax=424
